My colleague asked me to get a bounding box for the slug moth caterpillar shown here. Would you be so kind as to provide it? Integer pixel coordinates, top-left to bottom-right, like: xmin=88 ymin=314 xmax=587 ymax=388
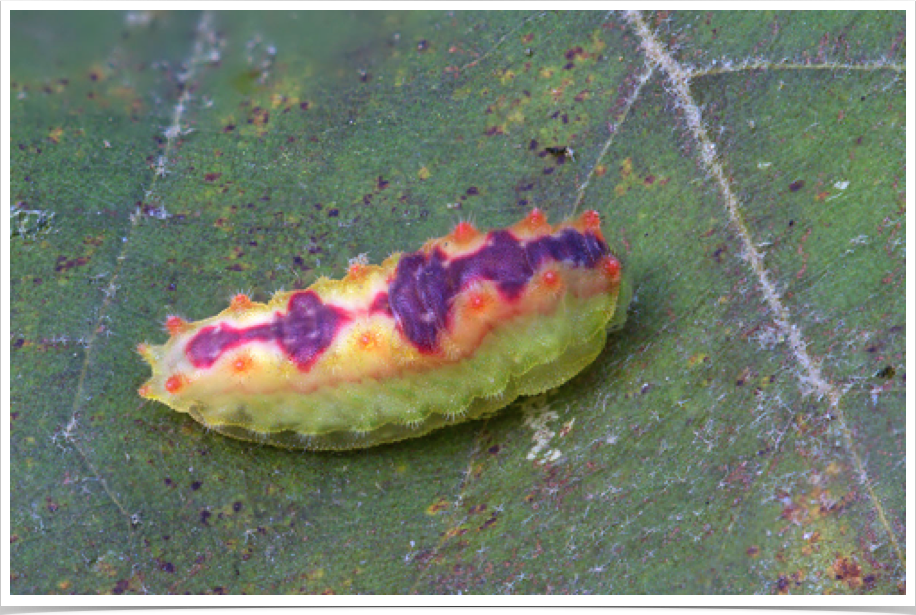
xmin=138 ymin=209 xmax=625 ymax=450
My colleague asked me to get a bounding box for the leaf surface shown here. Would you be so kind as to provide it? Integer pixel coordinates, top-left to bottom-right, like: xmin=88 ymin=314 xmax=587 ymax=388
xmin=9 ymin=10 xmax=906 ymax=594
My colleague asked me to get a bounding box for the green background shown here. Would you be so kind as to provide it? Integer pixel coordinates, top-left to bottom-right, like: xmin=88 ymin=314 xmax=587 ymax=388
xmin=9 ymin=10 xmax=906 ymax=594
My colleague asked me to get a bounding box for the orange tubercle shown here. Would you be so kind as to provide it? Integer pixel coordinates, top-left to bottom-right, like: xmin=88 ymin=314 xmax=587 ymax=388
xmin=138 ymin=384 xmax=152 ymax=398
xmin=230 ymin=352 xmax=255 ymax=375
xmin=451 ymin=221 xmax=479 ymax=244
xmin=165 ymin=315 xmax=189 ymax=336
xmin=357 ymin=328 xmax=382 ymax=351
xmin=230 ymin=293 xmax=253 ymax=311
xmin=346 ymin=254 xmax=370 ymax=281
xmin=347 ymin=262 xmax=367 ymax=280
xmin=512 ymin=208 xmax=552 ymax=240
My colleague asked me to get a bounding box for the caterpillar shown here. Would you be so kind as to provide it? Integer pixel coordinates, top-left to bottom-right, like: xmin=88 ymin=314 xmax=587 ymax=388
xmin=137 ymin=209 xmax=625 ymax=450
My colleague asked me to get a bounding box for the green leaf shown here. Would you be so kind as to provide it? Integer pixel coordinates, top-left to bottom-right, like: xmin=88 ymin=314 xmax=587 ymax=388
xmin=9 ymin=10 xmax=905 ymax=595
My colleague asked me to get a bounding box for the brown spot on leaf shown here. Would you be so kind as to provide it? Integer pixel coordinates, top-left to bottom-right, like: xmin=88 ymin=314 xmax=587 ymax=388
xmin=564 ymin=46 xmax=585 ymax=60
xmin=775 ymin=575 xmax=790 ymax=594
xmin=479 ymin=513 xmax=498 ymax=530
xmin=55 ymin=256 xmax=90 ymax=272
xmin=426 ymin=498 xmax=449 ymax=515
xmin=832 ymin=556 xmax=862 ymax=589
xmin=48 ymin=127 xmax=65 ymax=144
xmin=250 ymin=107 xmax=269 ymax=127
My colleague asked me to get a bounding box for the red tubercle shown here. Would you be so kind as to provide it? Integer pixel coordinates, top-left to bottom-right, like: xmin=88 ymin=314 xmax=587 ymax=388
xmin=526 ymin=208 xmax=548 ymax=229
xmin=467 ymin=290 xmax=490 ymax=312
xmin=165 ymin=374 xmax=186 ymax=394
xmin=581 ymin=210 xmax=601 ymax=230
xmin=601 ymin=255 xmax=621 ymax=281
xmin=541 ymin=269 xmax=560 ymax=287
xmin=230 ymin=293 xmax=253 ymax=311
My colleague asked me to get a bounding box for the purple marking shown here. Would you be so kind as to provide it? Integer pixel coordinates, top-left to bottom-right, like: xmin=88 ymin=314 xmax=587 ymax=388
xmin=185 ymin=291 xmax=348 ymax=371
xmin=389 ymin=228 xmax=609 ymax=353
xmin=184 ymin=228 xmax=609 ymax=364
